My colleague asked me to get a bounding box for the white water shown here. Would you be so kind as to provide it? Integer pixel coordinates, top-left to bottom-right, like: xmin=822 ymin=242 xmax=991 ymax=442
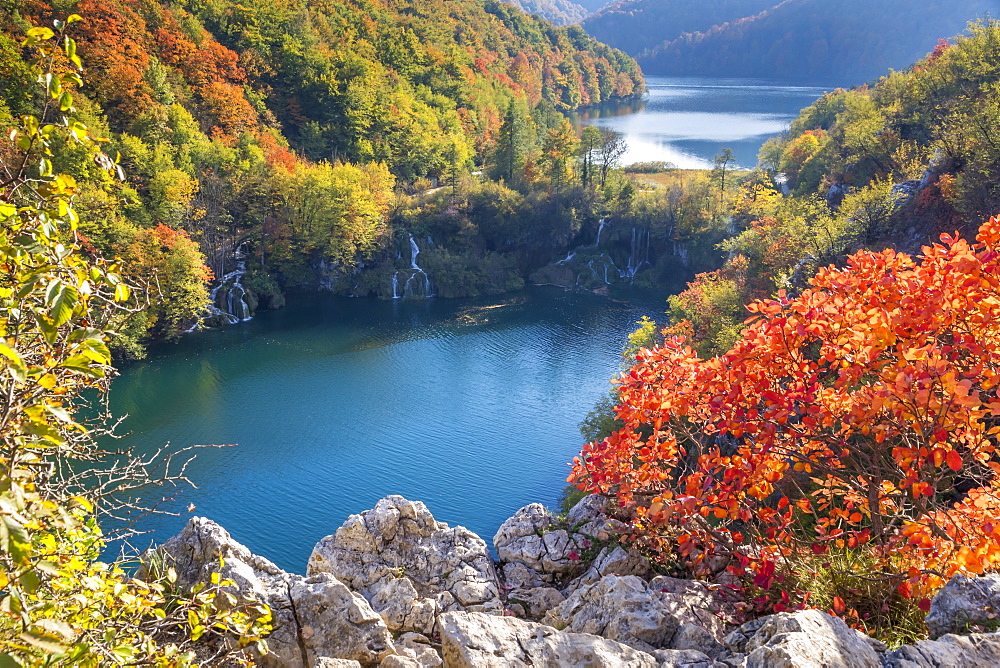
xmin=556 ymin=251 xmax=577 ymax=265
xmin=403 ymin=234 xmax=434 ymax=299
xmin=595 ymin=219 xmax=607 ymax=246
xmin=202 ymin=246 xmax=252 ymax=326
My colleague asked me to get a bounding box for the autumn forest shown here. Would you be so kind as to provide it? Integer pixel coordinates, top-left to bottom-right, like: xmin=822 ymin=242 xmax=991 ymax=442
xmin=4 ymin=0 xmax=1000 ymax=663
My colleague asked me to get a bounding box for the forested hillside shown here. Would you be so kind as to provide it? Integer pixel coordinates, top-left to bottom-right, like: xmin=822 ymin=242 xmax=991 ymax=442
xmin=583 ymin=0 xmax=775 ymax=56
xmin=501 ymin=0 xmax=589 ymax=26
xmin=585 ymin=0 xmax=995 ymax=83
xmin=0 ymin=0 xmax=643 ymax=354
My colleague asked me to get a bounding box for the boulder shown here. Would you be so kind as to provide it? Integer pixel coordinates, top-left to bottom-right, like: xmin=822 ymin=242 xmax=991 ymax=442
xmin=501 ymin=561 xmax=546 ymax=590
xmin=565 ymin=545 xmax=653 ymax=593
xmin=566 ymin=494 xmax=610 ymax=525
xmin=387 ymin=633 xmax=441 ymax=667
xmin=649 ymin=576 xmax=733 ymax=642
xmin=493 ymin=503 xmax=586 ymax=580
xmin=315 ymin=660 xmax=362 ymax=668
xmin=884 ymin=633 xmax=1000 ymax=667
xmin=671 ymin=623 xmax=726 ymax=659
xmin=307 ymin=496 xmax=502 ymax=634
xmin=542 ymin=574 xmax=679 ymax=652
xmin=150 ymin=517 xmax=397 ymax=668
xmin=438 ymin=610 xmax=658 ymax=667
xmin=290 ymin=573 xmax=394 ymax=666
xmin=725 ymin=609 xmax=881 ymax=668
xmin=507 ymin=586 xmax=565 ymax=619
xmin=924 ymin=574 xmax=1000 ymax=638
xmin=651 ymin=648 xmax=726 ymax=667
xmin=148 ymin=517 xmax=305 ymax=667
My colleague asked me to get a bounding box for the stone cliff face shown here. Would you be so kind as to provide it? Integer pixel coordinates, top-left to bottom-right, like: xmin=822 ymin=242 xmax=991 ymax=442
xmin=149 ymin=495 xmax=1000 ymax=667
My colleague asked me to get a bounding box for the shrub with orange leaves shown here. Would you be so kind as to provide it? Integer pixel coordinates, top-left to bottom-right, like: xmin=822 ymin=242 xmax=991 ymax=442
xmin=571 ymin=218 xmax=1000 ymax=622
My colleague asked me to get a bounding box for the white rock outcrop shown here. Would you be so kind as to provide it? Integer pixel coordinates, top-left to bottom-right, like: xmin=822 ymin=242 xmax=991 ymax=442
xmin=149 ymin=517 xmax=394 ymax=667
xmin=924 ymin=573 xmax=1000 ymax=638
xmin=438 ymin=610 xmax=659 ymax=667
xmin=307 ymin=496 xmax=502 ymax=634
xmin=725 ymin=609 xmax=882 ymax=668
xmin=883 ymin=632 xmax=1000 ymax=667
xmin=543 ymin=574 xmax=680 ymax=652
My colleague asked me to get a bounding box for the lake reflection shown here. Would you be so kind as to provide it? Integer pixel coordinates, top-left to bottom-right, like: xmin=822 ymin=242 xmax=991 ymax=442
xmin=576 ymin=77 xmax=834 ymax=169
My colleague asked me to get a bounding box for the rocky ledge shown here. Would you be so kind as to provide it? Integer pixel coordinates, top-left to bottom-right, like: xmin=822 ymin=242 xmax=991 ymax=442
xmin=149 ymin=495 xmax=1000 ymax=667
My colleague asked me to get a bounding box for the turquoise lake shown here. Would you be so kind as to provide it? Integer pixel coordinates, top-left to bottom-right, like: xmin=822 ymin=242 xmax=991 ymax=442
xmin=110 ymin=288 xmax=662 ymax=571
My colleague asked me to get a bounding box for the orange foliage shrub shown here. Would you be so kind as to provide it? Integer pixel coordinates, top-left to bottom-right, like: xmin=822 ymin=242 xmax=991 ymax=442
xmin=572 ymin=218 xmax=1000 ymax=609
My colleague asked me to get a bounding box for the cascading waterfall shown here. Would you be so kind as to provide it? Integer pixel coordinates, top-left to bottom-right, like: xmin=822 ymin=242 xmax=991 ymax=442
xmin=203 ymin=245 xmax=252 ymax=325
xmin=391 ymin=273 xmax=400 ymax=299
xmin=402 ymin=234 xmax=434 ymax=298
xmin=595 ymin=218 xmax=607 ymax=246
xmin=555 ymin=251 xmax=577 ymax=265
xmin=619 ymin=226 xmax=652 ymax=282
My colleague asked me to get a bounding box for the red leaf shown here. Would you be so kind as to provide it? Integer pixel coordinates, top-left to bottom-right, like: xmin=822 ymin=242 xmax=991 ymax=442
xmin=946 ymin=449 xmax=962 ymax=471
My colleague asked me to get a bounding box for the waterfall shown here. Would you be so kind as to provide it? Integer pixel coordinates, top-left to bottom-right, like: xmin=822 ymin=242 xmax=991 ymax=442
xmin=595 ymin=218 xmax=606 ymax=246
xmin=203 ymin=245 xmax=252 ymax=326
xmin=599 ymin=254 xmax=613 ymax=285
xmin=555 ymin=251 xmax=576 ymax=265
xmin=391 ymin=273 xmax=400 ymax=299
xmin=619 ymin=227 xmax=652 ymax=282
xmin=410 ymin=234 xmax=421 ymax=270
xmin=402 ymin=234 xmax=434 ymax=298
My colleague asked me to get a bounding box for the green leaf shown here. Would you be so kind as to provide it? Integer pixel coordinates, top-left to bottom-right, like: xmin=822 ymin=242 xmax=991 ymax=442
xmin=18 ymin=571 xmax=40 ymax=594
xmin=21 ymin=629 xmax=69 ymax=654
xmin=0 ymin=653 xmax=25 ymax=668
xmin=34 ymin=313 xmax=58 ymax=346
xmin=0 ymin=343 xmax=25 ymax=368
xmin=1 ymin=516 xmax=31 ymax=563
xmin=45 ymin=280 xmax=78 ymax=327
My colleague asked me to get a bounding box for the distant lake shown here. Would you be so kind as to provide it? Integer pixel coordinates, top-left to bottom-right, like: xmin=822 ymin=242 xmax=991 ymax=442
xmin=576 ymin=76 xmax=834 ymax=169
xmin=108 ymin=287 xmax=662 ymax=572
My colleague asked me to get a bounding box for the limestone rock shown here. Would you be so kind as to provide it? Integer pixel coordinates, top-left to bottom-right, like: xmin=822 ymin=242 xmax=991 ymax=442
xmin=152 ymin=517 xmax=396 ymax=668
xmin=386 ymin=633 xmax=441 ymax=667
xmin=148 ymin=517 xmax=305 ymax=667
xmin=652 ymin=648 xmax=726 ymax=667
xmin=438 ymin=610 xmax=658 ymax=667
xmin=542 ymin=574 xmax=679 ymax=652
xmin=493 ymin=503 xmax=585 ymax=579
xmin=290 ymin=573 xmax=394 ymax=666
xmin=500 ymin=561 xmax=546 ymax=590
xmin=307 ymin=496 xmax=502 ymax=634
xmin=883 ymin=633 xmax=1000 ymax=667
xmin=566 ymin=494 xmax=609 ymax=525
xmin=672 ymin=623 xmax=726 ymax=659
xmin=649 ymin=576 xmax=734 ymax=642
xmin=507 ymin=586 xmax=565 ymax=619
xmin=565 ymin=545 xmax=653 ymax=593
xmin=315 ymin=660 xmax=362 ymax=668
xmin=924 ymin=574 xmax=1000 ymax=638
xmin=725 ymin=609 xmax=881 ymax=668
